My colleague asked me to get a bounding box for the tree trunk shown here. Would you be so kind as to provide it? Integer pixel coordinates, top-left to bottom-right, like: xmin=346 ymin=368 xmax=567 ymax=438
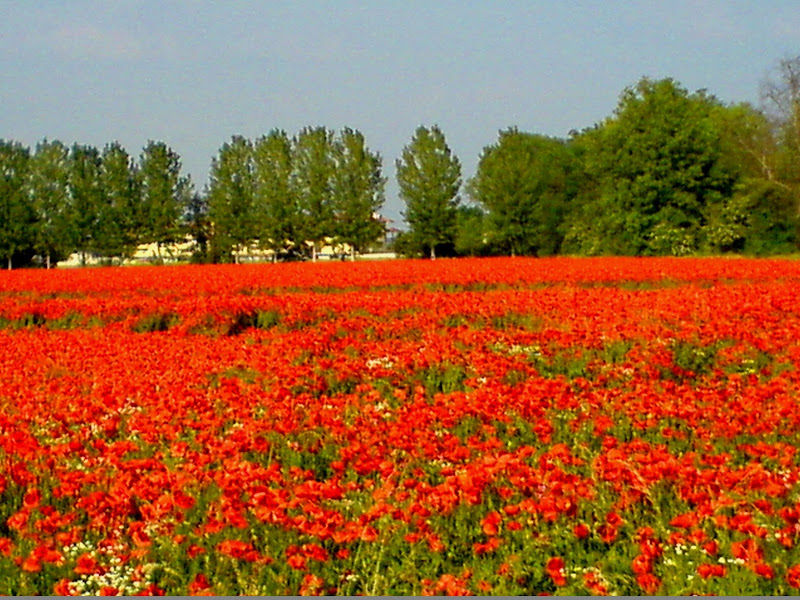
xmin=430 ymin=246 xmax=436 ymax=260
xmin=350 ymin=247 xmax=356 ymax=261
xmin=7 ymin=256 xmax=11 ymax=270
xmin=46 ymin=253 xmax=51 ymax=270
xmin=312 ymin=244 xmax=317 ymax=263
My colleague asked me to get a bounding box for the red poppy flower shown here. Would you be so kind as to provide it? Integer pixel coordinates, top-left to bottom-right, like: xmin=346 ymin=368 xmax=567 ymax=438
xmin=786 ymin=564 xmax=800 ymax=588
xmin=636 ymin=573 xmax=661 ymax=594
xmin=74 ymin=553 xmax=100 ymax=575
xmin=697 ymin=563 xmax=726 ymax=579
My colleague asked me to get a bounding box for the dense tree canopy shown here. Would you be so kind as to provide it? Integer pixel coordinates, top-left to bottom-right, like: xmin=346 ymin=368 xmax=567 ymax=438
xmin=0 ymin=141 xmax=32 ymax=269
xmin=0 ymin=139 xmax=192 ymax=267
xmin=563 ymin=78 xmax=736 ymax=256
xmin=67 ymin=144 xmax=104 ymax=264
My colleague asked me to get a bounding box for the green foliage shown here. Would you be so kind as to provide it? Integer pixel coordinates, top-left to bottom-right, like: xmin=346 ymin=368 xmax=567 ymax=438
xmin=489 ymin=311 xmax=541 ymax=331
xmin=564 ymin=78 xmax=738 ymax=256
xmin=28 ymin=139 xmax=73 ymax=268
xmin=199 ymin=309 xmax=284 ymax=336
xmin=208 ymin=136 xmax=255 ymax=263
xmin=68 ymin=144 xmax=104 ymax=263
xmin=396 ymin=125 xmax=462 ymax=259
xmin=330 ymin=127 xmax=386 ymax=257
xmin=454 ymin=204 xmax=491 ymax=256
xmin=391 ymin=230 xmax=429 ymax=258
xmin=711 ymin=102 xmax=777 ymax=182
xmin=0 ymin=140 xmax=34 ymax=269
xmin=7 ymin=60 xmax=800 ymax=268
xmin=0 ymin=138 xmax=194 ymax=268
xmin=252 ymin=130 xmax=297 ymax=257
xmin=139 ymin=141 xmax=193 ymax=256
xmin=184 ymin=192 xmax=211 ymax=263
xmin=665 ymin=339 xmax=722 ymax=381
xmin=706 ymin=178 xmax=799 ymax=254
xmin=96 ymin=142 xmax=141 ymax=260
xmin=255 ymin=309 xmax=282 ymax=330
xmin=131 ymin=312 xmax=180 ymax=333
xmin=415 ymin=363 xmax=469 ymax=395
xmin=293 ymin=126 xmax=336 ymax=261
xmin=470 ymin=129 xmax=576 ymax=256
xmin=529 ymin=349 xmax=590 ymax=379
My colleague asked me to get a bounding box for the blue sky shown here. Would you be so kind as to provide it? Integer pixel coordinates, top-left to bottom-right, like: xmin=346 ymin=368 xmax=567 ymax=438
xmin=2 ymin=1 xmax=799 ymax=223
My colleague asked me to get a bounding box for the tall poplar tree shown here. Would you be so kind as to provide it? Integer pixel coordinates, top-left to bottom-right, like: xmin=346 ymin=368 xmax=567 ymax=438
xmin=28 ymin=139 xmax=73 ymax=268
xmin=139 ymin=140 xmax=192 ymax=258
xmin=252 ymin=130 xmax=297 ymax=259
xmin=97 ymin=142 xmax=141 ymax=260
xmin=293 ymin=126 xmax=335 ymax=262
xmin=396 ymin=125 xmax=461 ymax=259
xmin=68 ymin=144 xmax=103 ymax=263
xmin=207 ymin=136 xmax=254 ymax=263
xmin=331 ymin=127 xmax=386 ymax=259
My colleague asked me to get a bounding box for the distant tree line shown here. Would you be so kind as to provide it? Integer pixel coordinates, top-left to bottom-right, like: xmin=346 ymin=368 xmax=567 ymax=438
xmin=0 ymin=127 xmax=386 ymax=268
xmin=2 ymin=57 xmax=800 ymax=268
xmin=0 ymin=139 xmax=192 ymax=269
xmin=205 ymin=127 xmax=385 ymax=263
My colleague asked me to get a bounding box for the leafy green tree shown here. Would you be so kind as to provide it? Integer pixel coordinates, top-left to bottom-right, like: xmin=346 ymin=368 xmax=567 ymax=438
xmin=252 ymin=130 xmax=298 ymax=259
xmin=68 ymin=144 xmax=104 ymax=264
xmin=705 ymin=100 xmax=799 ymax=254
xmin=330 ymin=127 xmax=386 ymax=259
xmin=139 ymin=141 xmax=193 ymax=258
xmin=207 ymin=136 xmax=254 ymax=263
xmin=705 ymin=178 xmax=798 ymax=255
xmin=0 ymin=140 xmax=33 ymax=269
xmin=469 ymin=129 xmax=575 ymax=256
xmin=566 ymin=78 xmax=736 ymax=256
xmin=396 ymin=125 xmax=462 ymax=259
xmin=712 ymin=102 xmax=780 ymax=183
xmin=292 ymin=126 xmax=335 ymax=261
xmin=185 ymin=190 xmax=211 ymax=263
xmin=454 ymin=204 xmax=489 ymax=257
xmin=27 ymin=139 xmax=73 ymax=268
xmin=96 ymin=142 xmax=141 ymax=260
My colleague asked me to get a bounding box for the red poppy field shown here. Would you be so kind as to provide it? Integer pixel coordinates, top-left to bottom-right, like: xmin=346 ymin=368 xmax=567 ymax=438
xmin=2 ymin=257 xmax=800 ymax=595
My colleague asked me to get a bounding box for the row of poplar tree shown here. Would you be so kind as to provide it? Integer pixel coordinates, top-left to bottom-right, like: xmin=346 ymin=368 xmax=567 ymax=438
xmin=2 ymin=58 xmax=800 ymax=268
xmin=0 ymin=127 xmax=388 ymax=269
xmin=0 ymin=140 xmax=193 ymax=269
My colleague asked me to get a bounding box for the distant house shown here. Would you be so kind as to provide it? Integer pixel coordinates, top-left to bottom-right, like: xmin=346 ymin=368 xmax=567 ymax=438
xmin=132 ymin=238 xmax=196 ymax=262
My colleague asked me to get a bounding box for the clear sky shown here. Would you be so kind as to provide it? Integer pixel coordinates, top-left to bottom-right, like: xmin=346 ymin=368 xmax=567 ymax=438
xmin=2 ymin=1 xmax=799 ymax=223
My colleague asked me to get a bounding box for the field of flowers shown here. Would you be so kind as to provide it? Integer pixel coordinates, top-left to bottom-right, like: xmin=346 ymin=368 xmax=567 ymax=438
xmin=3 ymin=256 xmax=800 ymax=595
